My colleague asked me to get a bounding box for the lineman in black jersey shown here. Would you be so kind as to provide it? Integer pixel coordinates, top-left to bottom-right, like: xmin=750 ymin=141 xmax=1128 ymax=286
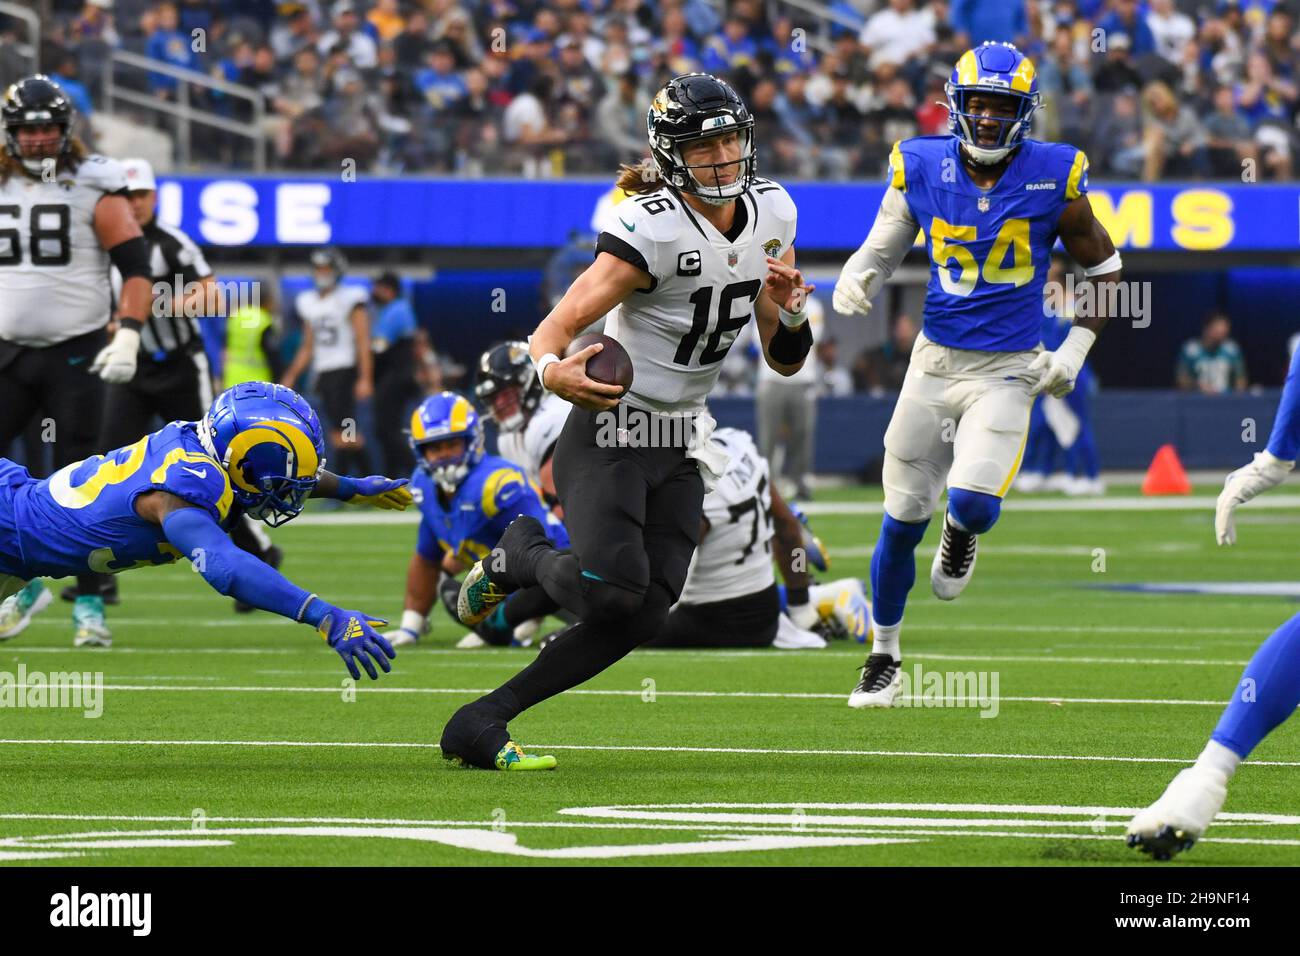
xmin=441 ymin=74 xmax=816 ymax=770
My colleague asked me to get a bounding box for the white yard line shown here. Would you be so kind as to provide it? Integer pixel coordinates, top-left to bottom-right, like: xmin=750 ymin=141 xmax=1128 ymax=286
xmin=0 ymin=736 xmax=1296 ymax=766
xmin=0 ymin=681 xmax=1256 ymax=707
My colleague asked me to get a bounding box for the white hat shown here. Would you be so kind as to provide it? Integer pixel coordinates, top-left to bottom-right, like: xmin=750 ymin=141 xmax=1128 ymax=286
xmin=122 ymin=157 xmax=156 ymax=191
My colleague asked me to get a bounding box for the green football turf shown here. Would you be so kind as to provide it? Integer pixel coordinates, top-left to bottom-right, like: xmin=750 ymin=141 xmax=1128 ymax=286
xmin=2 ymin=484 xmax=1299 ymax=866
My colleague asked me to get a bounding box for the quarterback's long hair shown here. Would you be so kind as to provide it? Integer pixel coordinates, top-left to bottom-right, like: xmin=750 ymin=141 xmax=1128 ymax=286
xmin=615 ymin=158 xmax=666 ymax=195
xmin=0 ymin=135 xmax=90 ymax=185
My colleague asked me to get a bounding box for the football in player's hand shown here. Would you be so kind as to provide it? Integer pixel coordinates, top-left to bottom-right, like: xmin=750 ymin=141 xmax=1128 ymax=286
xmin=565 ymin=333 xmax=634 ymax=395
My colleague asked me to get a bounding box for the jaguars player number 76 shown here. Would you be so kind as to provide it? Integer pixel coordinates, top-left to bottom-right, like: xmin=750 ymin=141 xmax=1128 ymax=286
xmin=0 ymin=382 xmax=414 ymax=680
xmin=833 ymin=42 xmax=1122 ymax=708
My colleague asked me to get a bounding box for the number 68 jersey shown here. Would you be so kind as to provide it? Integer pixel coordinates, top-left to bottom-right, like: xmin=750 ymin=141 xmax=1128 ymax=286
xmin=0 ymin=154 xmax=130 ymax=347
xmin=595 ymin=178 xmax=797 ymax=413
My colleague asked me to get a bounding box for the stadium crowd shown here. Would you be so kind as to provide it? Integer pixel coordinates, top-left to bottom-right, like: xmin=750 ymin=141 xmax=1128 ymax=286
xmin=6 ymin=0 xmax=1297 ymax=178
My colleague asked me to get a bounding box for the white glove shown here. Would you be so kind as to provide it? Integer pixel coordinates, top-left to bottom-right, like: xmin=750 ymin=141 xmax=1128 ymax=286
xmin=89 ymin=327 xmax=140 ymax=384
xmin=1028 ymin=326 xmax=1096 ymax=398
xmin=832 ymin=268 xmax=878 ymax=316
xmin=1215 ymin=451 xmax=1293 ymax=546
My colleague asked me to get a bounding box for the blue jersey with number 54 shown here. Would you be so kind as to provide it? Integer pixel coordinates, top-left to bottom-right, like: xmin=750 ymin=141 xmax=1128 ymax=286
xmin=0 ymin=421 xmax=235 ymax=580
xmin=890 ymin=135 xmax=1089 ymax=353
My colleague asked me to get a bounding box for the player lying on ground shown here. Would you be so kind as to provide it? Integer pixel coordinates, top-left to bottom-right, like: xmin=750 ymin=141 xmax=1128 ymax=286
xmin=0 ymin=382 xmax=410 ymax=679
xmin=475 ymin=340 xmax=569 ymax=517
xmin=638 ymin=426 xmax=867 ymax=649
xmin=1126 ymin=345 xmax=1300 ymax=860
xmin=832 ymin=41 xmax=1121 ymax=709
xmin=384 ymin=391 xmax=572 ymax=649
xmin=440 ymin=73 xmax=813 ymax=770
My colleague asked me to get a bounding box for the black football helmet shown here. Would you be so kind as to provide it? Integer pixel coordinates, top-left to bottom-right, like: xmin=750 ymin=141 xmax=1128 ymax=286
xmin=309 ymin=247 xmax=347 ymax=290
xmin=647 ymin=73 xmax=756 ymax=205
xmin=474 ymin=340 xmax=542 ymax=433
xmin=1 ymin=75 xmax=76 ymax=174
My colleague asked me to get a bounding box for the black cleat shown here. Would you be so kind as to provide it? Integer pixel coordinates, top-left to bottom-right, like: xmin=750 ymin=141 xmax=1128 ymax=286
xmin=440 ymin=701 xmax=511 ymax=770
xmin=847 ymin=653 xmax=903 ymax=708
xmin=1126 ymin=826 xmax=1196 ymax=862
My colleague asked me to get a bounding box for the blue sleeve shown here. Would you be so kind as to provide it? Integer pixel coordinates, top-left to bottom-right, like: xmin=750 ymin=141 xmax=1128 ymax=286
xmin=416 ymin=518 xmax=443 ymax=563
xmin=1267 ymin=346 xmax=1300 ymax=461
xmin=375 ymin=300 xmax=416 ymax=342
xmin=162 ymin=507 xmax=316 ymax=622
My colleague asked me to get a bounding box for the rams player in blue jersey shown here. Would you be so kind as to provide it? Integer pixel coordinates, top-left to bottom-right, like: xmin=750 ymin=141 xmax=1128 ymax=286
xmin=384 ymin=392 xmax=570 ymax=651
xmin=833 ymin=41 xmax=1122 ymax=707
xmin=0 ymin=382 xmax=409 ymax=680
xmin=1126 ymin=347 xmax=1300 ymax=859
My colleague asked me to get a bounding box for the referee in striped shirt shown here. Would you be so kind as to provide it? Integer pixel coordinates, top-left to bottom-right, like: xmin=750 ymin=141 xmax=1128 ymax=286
xmin=99 ymin=158 xmax=216 ymax=446
xmin=69 ymin=157 xmax=282 ymax=608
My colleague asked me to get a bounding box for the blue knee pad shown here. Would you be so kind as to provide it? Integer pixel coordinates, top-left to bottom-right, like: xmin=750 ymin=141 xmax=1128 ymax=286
xmin=870 ymin=513 xmax=930 ymax=628
xmin=947 ymin=488 xmax=1001 ymax=535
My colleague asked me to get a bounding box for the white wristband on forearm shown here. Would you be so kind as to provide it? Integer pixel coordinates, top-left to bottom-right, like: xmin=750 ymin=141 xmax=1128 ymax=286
xmin=1058 ymin=325 xmax=1097 ymax=367
xmin=400 ymin=609 xmax=426 ymax=635
xmin=534 ymin=352 xmax=560 ymax=393
xmin=1084 ymin=251 xmax=1122 ymax=277
xmin=778 ymin=288 xmax=808 ymax=328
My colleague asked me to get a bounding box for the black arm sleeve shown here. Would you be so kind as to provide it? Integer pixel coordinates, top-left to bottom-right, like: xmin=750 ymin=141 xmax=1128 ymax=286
xmin=108 ymin=235 xmax=151 ymax=280
xmin=768 ymin=319 xmax=813 ymax=365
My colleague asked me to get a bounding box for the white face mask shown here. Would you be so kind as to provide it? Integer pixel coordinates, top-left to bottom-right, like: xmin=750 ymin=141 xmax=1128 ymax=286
xmin=312 ymin=272 xmax=338 ymax=292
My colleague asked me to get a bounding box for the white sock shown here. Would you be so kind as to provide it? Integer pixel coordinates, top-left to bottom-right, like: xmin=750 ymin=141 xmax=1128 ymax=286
xmin=1195 ymin=739 xmax=1241 ymax=780
xmin=871 ymin=619 xmax=901 ymax=661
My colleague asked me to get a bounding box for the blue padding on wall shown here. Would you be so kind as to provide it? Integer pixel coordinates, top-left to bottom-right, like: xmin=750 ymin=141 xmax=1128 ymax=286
xmin=709 ymin=389 xmax=1283 ymax=474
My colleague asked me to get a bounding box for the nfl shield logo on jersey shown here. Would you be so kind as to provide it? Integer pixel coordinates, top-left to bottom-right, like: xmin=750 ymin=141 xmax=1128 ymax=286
xmin=977 ymin=196 xmax=990 ymax=213
xmin=727 ymin=249 xmax=738 ymax=267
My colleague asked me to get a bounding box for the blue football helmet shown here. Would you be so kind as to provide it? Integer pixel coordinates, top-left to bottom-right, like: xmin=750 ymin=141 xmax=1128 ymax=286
xmin=198 ymin=382 xmax=326 ymax=527
xmin=408 ymin=391 xmax=485 ymax=494
xmin=945 ymin=41 xmax=1041 ymax=164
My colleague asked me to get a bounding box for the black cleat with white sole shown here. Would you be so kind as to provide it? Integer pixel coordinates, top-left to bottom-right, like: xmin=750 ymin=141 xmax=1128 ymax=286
xmin=848 ymin=653 xmax=903 ymax=708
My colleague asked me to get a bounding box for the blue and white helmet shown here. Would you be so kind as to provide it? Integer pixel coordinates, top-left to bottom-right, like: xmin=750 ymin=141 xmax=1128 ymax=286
xmin=198 ymin=382 xmax=326 ymax=527
xmin=408 ymin=391 xmax=485 ymax=494
xmin=945 ymin=41 xmax=1041 ymax=164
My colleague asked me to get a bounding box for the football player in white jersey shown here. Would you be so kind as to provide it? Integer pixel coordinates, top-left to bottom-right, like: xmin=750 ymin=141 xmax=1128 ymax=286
xmin=281 ymin=247 xmax=374 ymax=477
xmin=0 ymin=75 xmax=154 ymax=646
xmin=441 ymin=73 xmax=815 ymax=770
xmin=475 ymin=340 xmax=570 ymax=513
xmin=647 ymin=426 xmax=869 ymax=650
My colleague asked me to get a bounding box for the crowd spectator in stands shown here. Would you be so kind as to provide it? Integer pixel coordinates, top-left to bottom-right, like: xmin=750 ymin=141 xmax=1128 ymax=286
xmin=318 ymin=0 xmax=377 ymax=70
xmin=1204 ymin=83 xmax=1258 ymax=177
xmin=145 ymin=2 xmax=196 ymax=96
xmin=814 ymin=337 xmax=854 ymax=398
xmin=24 ymin=0 xmax=1300 ymax=179
xmin=859 ymin=0 xmax=936 ymax=74
xmin=1093 ymin=88 xmax=1146 ymax=176
xmin=1147 ymin=0 xmax=1195 ymax=64
xmin=595 ymin=69 xmax=645 ymax=165
xmin=1097 ymin=0 xmax=1156 ymax=58
xmin=950 ymin=0 xmax=1028 ymax=46
xmin=70 ymin=0 xmax=120 ymax=47
xmin=1176 ymin=313 xmax=1249 ymax=394
xmin=1142 ymin=79 xmax=1209 ymax=179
